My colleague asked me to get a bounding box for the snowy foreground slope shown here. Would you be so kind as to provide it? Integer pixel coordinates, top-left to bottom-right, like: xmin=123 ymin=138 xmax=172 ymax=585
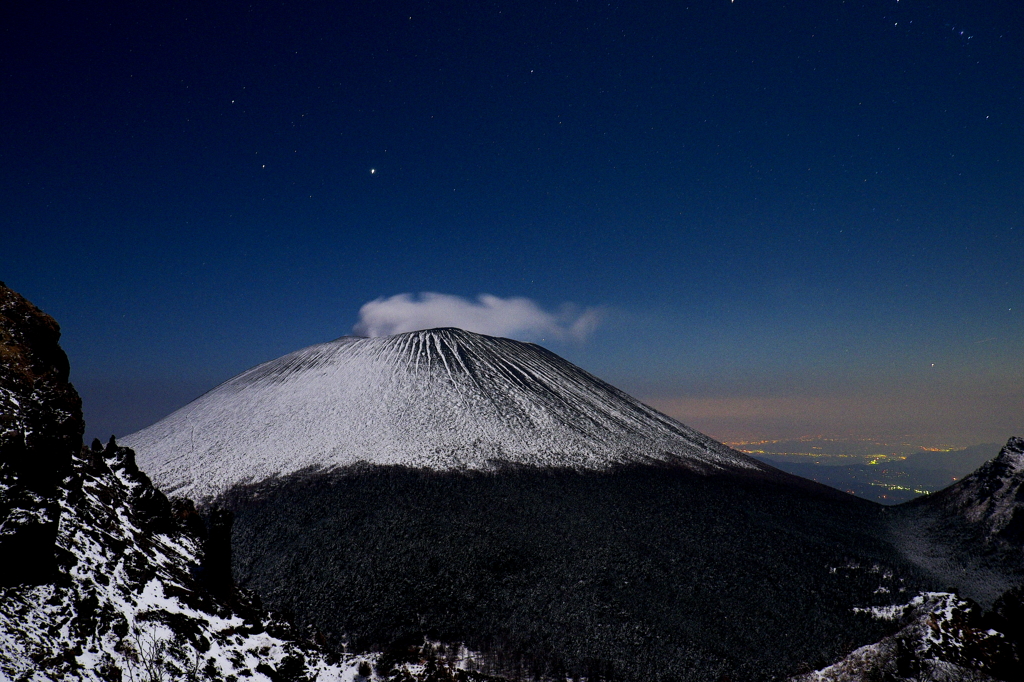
xmin=124 ymin=328 xmax=769 ymax=501
xmin=0 ymin=440 xmax=363 ymax=682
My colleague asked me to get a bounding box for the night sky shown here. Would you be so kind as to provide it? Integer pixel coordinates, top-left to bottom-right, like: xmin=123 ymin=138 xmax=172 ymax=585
xmin=2 ymin=0 xmax=1021 ymax=446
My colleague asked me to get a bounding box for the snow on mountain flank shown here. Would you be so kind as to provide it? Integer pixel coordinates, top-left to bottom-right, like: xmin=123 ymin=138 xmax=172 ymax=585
xmin=123 ymin=328 xmax=767 ymax=502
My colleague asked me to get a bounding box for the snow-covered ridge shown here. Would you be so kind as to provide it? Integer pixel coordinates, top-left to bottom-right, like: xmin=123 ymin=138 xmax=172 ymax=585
xmin=124 ymin=328 xmax=768 ymax=502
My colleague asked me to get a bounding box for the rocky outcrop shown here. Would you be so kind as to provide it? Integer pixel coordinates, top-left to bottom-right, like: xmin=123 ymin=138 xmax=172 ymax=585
xmin=0 ymin=281 xmax=83 ymax=585
xmin=790 ymin=590 xmax=1020 ymax=682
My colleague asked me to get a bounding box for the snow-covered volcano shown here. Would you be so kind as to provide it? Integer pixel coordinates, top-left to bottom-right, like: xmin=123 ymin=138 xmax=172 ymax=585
xmin=124 ymin=328 xmax=770 ymax=501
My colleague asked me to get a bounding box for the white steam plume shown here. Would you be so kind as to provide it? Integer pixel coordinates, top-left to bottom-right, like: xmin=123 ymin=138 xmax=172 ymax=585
xmin=353 ymin=293 xmax=602 ymax=343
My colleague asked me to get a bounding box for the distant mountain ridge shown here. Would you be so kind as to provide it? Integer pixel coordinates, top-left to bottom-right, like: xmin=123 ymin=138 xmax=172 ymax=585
xmin=921 ymin=436 xmax=1024 ymax=545
xmin=887 ymin=437 xmax=1024 ymax=610
xmin=124 ymin=328 xmax=772 ymax=501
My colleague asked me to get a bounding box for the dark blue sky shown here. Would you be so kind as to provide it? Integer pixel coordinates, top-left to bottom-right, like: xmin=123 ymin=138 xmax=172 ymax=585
xmin=2 ymin=0 xmax=1021 ymax=445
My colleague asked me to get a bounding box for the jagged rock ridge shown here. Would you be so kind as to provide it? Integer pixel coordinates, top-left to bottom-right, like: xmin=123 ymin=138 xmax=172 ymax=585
xmin=124 ymin=328 xmax=771 ymax=501
xmin=0 ymin=281 xmax=83 ymax=585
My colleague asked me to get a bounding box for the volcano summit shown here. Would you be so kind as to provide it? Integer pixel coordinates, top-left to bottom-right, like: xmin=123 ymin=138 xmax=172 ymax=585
xmin=124 ymin=328 xmax=770 ymax=501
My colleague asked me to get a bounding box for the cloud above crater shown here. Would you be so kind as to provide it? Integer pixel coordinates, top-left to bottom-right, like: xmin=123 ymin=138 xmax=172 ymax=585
xmin=353 ymin=292 xmax=602 ymax=342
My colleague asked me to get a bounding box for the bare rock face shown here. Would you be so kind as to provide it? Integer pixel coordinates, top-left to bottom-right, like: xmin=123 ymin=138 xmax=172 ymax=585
xmin=0 ymin=282 xmax=83 ymax=584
